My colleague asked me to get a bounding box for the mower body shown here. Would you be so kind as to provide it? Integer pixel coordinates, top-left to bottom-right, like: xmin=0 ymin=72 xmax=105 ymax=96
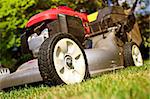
xmin=0 ymin=6 xmax=143 ymax=90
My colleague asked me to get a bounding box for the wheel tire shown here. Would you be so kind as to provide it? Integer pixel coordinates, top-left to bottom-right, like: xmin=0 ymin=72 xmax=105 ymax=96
xmin=38 ymin=33 xmax=89 ymax=86
xmin=123 ymin=42 xmax=143 ymax=67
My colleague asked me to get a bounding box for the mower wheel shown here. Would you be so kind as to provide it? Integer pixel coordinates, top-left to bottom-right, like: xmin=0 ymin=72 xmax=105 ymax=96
xmin=0 ymin=68 xmax=10 ymax=76
xmin=123 ymin=42 xmax=143 ymax=67
xmin=38 ymin=33 xmax=89 ymax=86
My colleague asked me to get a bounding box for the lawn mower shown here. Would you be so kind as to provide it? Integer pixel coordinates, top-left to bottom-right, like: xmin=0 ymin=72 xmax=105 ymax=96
xmin=0 ymin=0 xmax=143 ymax=90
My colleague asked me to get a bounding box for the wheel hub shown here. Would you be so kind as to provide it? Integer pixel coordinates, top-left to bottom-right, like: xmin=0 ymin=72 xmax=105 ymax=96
xmin=65 ymin=55 xmax=74 ymax=69
xmin=132 ymin=45 xmax=143 ymax=66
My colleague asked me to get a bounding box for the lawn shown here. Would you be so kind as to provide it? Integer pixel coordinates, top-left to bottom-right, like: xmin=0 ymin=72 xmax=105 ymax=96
xmin=0 ymin=60 xmax=150 ymax=99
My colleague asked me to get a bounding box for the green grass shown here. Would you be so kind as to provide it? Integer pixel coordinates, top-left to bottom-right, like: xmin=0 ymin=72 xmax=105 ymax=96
xmin=0 ymin=60 xmax=150 ymax=99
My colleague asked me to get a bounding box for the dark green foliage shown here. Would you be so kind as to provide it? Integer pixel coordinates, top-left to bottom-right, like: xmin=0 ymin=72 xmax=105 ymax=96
xmin=0 ymin=0 xmax=37 ymax=67
xmin=138 ymin=15 xmax=150 ymax=59
xmin=138 ymin=15 xmax=150 ymax=48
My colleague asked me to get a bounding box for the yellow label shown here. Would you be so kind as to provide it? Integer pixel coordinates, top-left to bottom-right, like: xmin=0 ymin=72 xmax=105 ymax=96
xmin=87 ymin=11 xmax=98 ymax=22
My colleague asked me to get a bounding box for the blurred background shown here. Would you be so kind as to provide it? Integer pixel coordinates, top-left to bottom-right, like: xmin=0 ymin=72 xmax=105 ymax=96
xmin=0 ymin=0 xmax=149 ymax=70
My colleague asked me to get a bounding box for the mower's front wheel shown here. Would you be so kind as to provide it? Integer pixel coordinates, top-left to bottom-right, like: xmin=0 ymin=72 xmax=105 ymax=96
xmin=123 ymin=42 xmax=143 ymax=67
xmin=38 ymin=33 xmax=89 ymax=86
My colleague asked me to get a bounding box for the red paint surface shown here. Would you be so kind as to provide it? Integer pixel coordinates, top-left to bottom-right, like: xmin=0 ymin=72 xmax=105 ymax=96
xmin=26 ymin=6 xmax=88 ymax=27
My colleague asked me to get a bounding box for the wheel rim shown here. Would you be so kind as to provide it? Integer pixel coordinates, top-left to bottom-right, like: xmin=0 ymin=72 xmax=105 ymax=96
xmin=53 ymin=38 xmax=86 ymax=84
xmin=0 ymin=68 xmax=10 ymax=76
xmin=132 ymin=45 xmax=143 ymax=66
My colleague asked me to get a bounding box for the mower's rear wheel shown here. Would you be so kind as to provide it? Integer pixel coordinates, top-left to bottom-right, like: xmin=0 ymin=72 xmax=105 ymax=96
xmin=38 ymin=33 xmax=89 ymax=85
xmin=123 ymin=42 xmax=143 ymax=67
